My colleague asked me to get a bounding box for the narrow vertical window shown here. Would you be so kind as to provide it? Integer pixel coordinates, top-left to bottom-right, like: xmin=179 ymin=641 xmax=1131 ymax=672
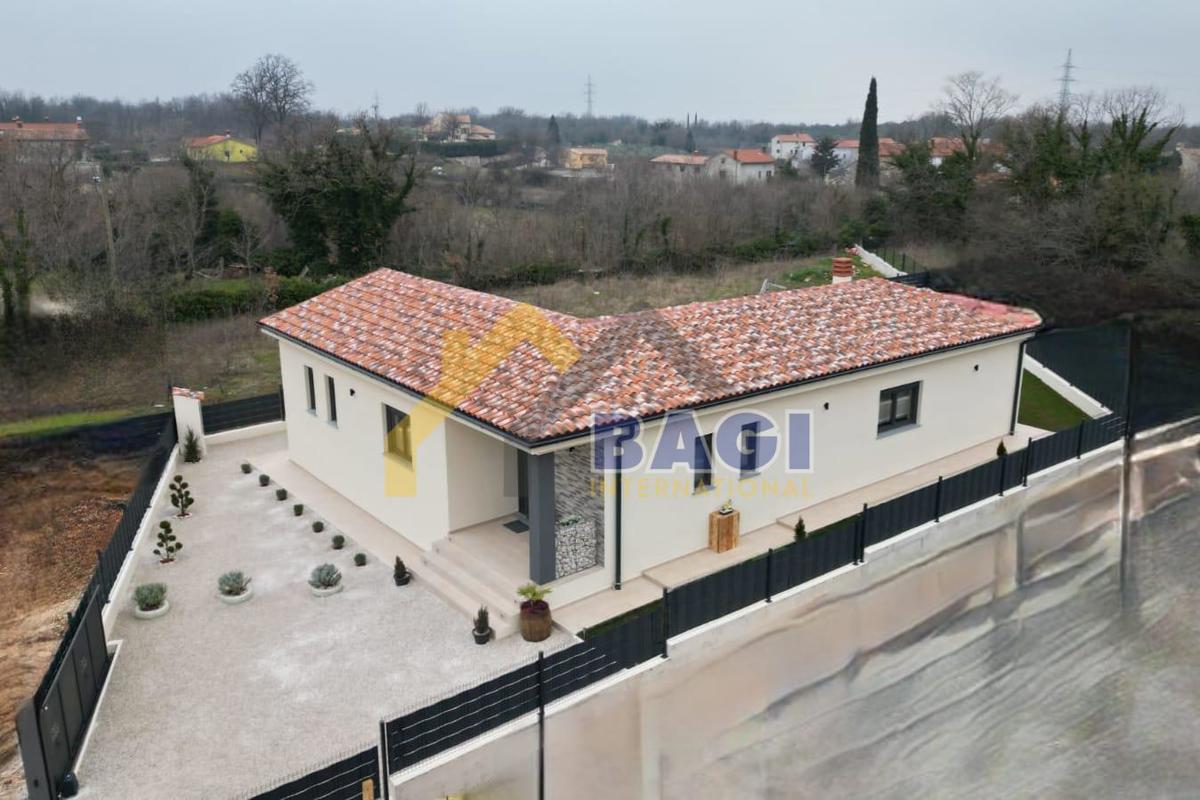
xmin=739 ymin=421 xmax=760 ymax=477
xmin=326 ymin=376 xmax=337 ymax=424
xmin=304 ymin=366 xmax=316 ymax=413
xmin=385 ymin=405 xmax=412 ymax=463
xmin=693 ymin=432 xmax=714 ymax=493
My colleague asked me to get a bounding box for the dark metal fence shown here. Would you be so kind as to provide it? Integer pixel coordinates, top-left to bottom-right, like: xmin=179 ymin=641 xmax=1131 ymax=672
xmin=1026 ymin=322 xmax=1128 ymax=414
xmin=244 ymin=746 xmax=380 ymax=800
xmin=202 ymin=390 xmax=285 ymax=434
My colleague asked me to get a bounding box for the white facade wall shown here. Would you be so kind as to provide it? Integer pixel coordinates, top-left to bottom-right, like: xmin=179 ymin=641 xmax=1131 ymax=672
xmin=769 ymin=138 xmax=814 ymax=161
xmin=276 ymin=339 xmax=514 ymax=550
xmin=595 ymin=338 xmax=1025 ymax=581
xmin=706 ymin=154 xmax=774 ymax=184
xmin=834 ymin=146 xmax=858 ymax=164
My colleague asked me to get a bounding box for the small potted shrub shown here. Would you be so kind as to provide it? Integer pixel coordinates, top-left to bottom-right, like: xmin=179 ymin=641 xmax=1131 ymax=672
xmin=154 ymin=521 xmax=182 ymax=564
xmin=240 ymin=462 xmax=252 ymax=474
xmin=393 ymin=556 xmax=411 ymax=586
xmin=293 ymin=503 xmax=304 ymax=516
xmin=217 ymin=571 xmax=253 ymax=604
xmin=259 ymin=474 xmax=270 ymax=487
xmin=331 ymin=534 xmax=345 ymax=550
xmin=133 ymin=583 xmax=169 ymax=619
xmin=276 ymin=487 xmax=288 ymax=501
xmin=312 ymin=520 xmax=325 ymax=533
xmin=473 ymin=606 xmax=493 ymax=645
xmin=997 ymin=440 xmax=1008 ymax=458
xmin=183 ymin=428 xmax=202 ymax=463
xmin=169 ymin=475 xmax=194 ymax=518
xmin=793 ymin=516 xmax=807 ymax=541
xmin=517 ymin=583 xmax=552 ymax=642
xmin=353 ymin=552 xmax=367 ymax=567
xmin=308 ymin=564 xmax=343 ymax=597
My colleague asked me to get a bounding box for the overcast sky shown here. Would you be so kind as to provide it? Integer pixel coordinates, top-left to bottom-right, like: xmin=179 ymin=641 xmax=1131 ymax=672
xmin=5 ymin=0 xmax=1196 ymax=124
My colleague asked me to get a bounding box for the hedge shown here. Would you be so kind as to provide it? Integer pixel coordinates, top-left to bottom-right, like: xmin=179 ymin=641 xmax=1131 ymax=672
xmin=168 ymin=276 xmax=348 ymax=322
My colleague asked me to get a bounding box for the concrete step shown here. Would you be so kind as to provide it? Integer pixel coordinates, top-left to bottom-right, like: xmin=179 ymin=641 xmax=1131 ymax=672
xmin=420 ymin=548 xmax=520 ymax=638
xmin=435 ymin=537 xmax=523 ymax=601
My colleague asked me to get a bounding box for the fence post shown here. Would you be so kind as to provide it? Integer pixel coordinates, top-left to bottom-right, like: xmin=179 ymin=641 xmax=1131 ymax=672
xmin=378 ymin=720 xmax=391 ymax=800
xmin=660 ymin=587 xmax=670 ymax=659
xmin=96 ymin=550 xmax=107 ymax=603
xmin=278 ymin=384 xmax=286 ymax=421
xmin=901 ymin=253 xmax=907 ymax=271
xmin=997 ymin=454 xmax=1007 ymax=497
xmin=857 ymin=503 xmax=868 ymax=564
xmin=765 ymin=548 xmax=773 ymax=603
xmin=1076 ymin=423 xmax=1085 ymax=459
xmin=1023 ymin=437 xmax=1033 ymax=486
xmin=537 ymin=650 xmax=545 ymax=800
xmin=933 ymin=476 xmax=943 ymax=522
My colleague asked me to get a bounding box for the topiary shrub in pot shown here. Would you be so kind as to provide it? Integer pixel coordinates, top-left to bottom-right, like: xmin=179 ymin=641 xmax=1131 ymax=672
xmin=217 ymin=571 xmax=253 ymax=604
xmin=312 ymin=520 xmax=325 ymax=533
xmin=154 ymin=521 xmax=182 ymax=564
xmin=182 ymin=427 xmax=202 ymax=463
xmin=133 ymin=582 xmax=169 ymax=619
xmin=353 ymin=552 xmax=367 ymax=567
xmin=308 ymin=563 xmax=343 ymax=597
xmin=393 ymin=556 xmax=411 ymax=586
xmin=169 ymin=475 xmax=194 ymax=518
xmin=293 ymin=503 xmax=304 ymax=516
xmin=473 ymin=606 xmax=492 ymax=645
xmin=241 ymin=462 xmax=252 ymax=474
xmin=276 ymin=488 xmax=288 ymax=501
xmin=331 ymin=534 xmax=345 ymax=550
xmin=517 ymin=583 xmax=552 ymax=642
xmin=259 ymin=474 xmax=270 ymax=487
xmin=793 ymin=516 xmax=807 ymax=541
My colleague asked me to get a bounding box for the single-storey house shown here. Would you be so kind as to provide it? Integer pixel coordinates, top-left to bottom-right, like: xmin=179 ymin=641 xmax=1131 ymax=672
xmin=769 ymin=132 xmax=814 ymax=162
xmin=259 ymin=270 xmax=1041 ymax=619
xmin=706 ymin=148 xmax=775 ymax=183
xmin=185 ymin=132 xmax=257 ymax=162
xmin=563 ymin=147 xmax=608 ymax=170
xmin=0 ymin=117 xmax=89 ymax=160
xmin=650 ymin=153 xmax=710 ymax=178
xmin=833 ymin=137 xmax=904 ymax=165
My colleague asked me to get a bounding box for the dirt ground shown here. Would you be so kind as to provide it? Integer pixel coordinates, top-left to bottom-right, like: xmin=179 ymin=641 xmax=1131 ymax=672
xmin=0 ymin=441 xmax=144 ymax=799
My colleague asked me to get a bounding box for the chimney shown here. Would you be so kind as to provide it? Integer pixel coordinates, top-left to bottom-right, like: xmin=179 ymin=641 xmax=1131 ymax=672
xmin=76 ymin=116 xmax=83 ymax=127
xmin=13 ymin=116 xmax=22 ymax=129
xmin=831 ymin=257 xmax=854 ymax=285
xmin=224 ymin=129 xmax=231 ymax=137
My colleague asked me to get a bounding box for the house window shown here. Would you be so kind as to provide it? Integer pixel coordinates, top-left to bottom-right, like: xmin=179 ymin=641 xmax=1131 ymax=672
xmin=693 ymin=433 xmax=714 ymax=493
xmin=739 ymin=421 xmax=760 ymax=477
xmin=878 ymin=382 xmax=920 ymax=433
xmin=385 ymin=405 xmax=412 ymax=463
xmin=304 ymin=366 xmax=316 ymax=413
xmin=326 ymin=376 xmax=337 ymax=424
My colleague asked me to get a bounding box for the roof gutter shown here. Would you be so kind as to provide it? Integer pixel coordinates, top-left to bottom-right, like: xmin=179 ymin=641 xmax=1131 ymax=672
xmin=260 ymin=322 xmax=1040 ymax=453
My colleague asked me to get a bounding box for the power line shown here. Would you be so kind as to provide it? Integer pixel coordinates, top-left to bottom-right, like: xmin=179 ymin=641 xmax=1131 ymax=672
xmin=1058 ymin=49 xmax=1077 ymax=114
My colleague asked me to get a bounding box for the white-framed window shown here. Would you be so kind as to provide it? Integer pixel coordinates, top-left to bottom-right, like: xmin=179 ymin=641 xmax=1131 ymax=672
xmin=304 ymin=366 xmax=316 ymax=413
xmin=325 ymin=376 xmax=338 ymax=425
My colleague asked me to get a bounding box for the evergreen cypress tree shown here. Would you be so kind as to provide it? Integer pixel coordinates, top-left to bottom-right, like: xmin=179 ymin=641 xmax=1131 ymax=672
xmin=855 ymin=77 xmax=881 ymax=189
xmin=685 ymin=127 xmax=696 ymax=153
xmin=546 ymin=115 xmax=561 ymax=146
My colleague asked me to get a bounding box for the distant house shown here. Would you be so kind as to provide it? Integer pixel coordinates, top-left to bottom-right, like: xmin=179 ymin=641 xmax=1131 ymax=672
xmin=832 ymin=137 xmax=903 ymax=165
xmin=1179 ymin=145 xmax=1200 ymax=180
xmin=185 ymin=132 xmax=257 ymax=163
xmin=650 ymin=153 xmax=709 ymax=178
xmin=421 ymin=113 xmax=496 ymax=143
xmin=563 ymin=147 xmax=608 ymax=170
xmin=706 ymin=148 xmax=775 ymax=183
xmin=929 ymin=137 xmax=965 ymax=167
xmin=770 ymin=133 xmax=815 ymax=162
xmin=0 ymin=117 xmax=89 ymax=160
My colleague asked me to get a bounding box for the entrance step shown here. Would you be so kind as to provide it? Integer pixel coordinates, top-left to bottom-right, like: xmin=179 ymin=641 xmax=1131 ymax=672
xmin=421 ymin=543 xmax=521 ymax=638
xmin=435 ymin=537 xmax=525 ymax=602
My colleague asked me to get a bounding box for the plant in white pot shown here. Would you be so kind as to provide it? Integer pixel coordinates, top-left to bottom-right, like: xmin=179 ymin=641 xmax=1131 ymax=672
xmin=308 ymin=563 xmax=343 ymax=597
xmin=133 ymin=583 xmax=169 ymax=620
xmin=217 ymin=571 xmax=253 ymax=604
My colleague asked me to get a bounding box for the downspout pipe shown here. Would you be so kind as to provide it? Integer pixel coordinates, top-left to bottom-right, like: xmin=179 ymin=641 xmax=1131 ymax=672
xmin=614 ymin=450 xmax=623 ymax=590
xmin=1008 ymin=338 xmax=1027 ymax=435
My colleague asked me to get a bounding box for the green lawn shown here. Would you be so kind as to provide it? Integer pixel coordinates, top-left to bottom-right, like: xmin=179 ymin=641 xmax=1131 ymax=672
xmin=0 ymin=408 xmax=140 ymax=440
xmin=1018 ymin=371 xmax=1090 ymax=431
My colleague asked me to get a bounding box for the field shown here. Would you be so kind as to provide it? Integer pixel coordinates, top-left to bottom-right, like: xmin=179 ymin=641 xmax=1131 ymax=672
xmin=0 ymin=441 xmax=145 ymax=796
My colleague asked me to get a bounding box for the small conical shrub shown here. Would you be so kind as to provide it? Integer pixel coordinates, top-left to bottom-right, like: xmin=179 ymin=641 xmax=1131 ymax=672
xmin=793 ymin=516 xmax=807 ymax=541
xmin=182 ymin=428 xmax=202 ymax=463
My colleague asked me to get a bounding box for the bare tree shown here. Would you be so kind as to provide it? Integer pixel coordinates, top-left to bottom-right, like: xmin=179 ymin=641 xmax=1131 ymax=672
xmin=938 ymin=71 xmax=1018 ymax=164
xmin=231 ymin=54 xmax=314 ymax=145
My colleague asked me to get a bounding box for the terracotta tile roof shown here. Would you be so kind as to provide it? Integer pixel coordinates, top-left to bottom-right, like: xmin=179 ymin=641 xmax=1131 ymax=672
xmin=835 ymin=139 xmax=859 ymax=149
xmin=773 ymin=133 xmax=814 ymax=143
xmin=723 ymin=148 xmax=775 ymax=164
xmin=879 ymin=138 xmax=906 ymax=157
xmin=260 ymin=270 xmax=1040 ymax=442
xmin=0 ymin=121 xmax=88 ymax=142
xmin=186 ymin=133 xmax=233 ymax=149
xmin=651 ymin=154 xmax=710 ymax=165
xmin=929 ymin=136 xmax=965 ymax=158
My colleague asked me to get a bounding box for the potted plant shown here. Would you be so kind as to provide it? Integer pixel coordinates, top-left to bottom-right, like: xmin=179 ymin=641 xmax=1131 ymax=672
xmin=312 ymin=520 xmax=325 ymax=533
xmin=170 ymin=475 xmax=194 ymax=518
xmin=293 ymin=503 xmax=304 ymax=516
xmin=153 ymin=521 xmax=182 ymax=564
xmin=217 ymin=571 xmax=253 ymax=604
xmin=393 ymin=556 xmax=411 ymax=586
xmin=793 ymin=516 xmax=807 ymax=541
xmin=517 ymin=583 xmax=552 ymax=642
xmin=473 ymin=606 xmax=493 ymax=645
xmin=331 ymin=534 xmax=345 ymax=550
xmin=133 ymin=583 xmax=169 ymax=619
xmin=241 ymin=462 xmax=252 ymax=474
xmin=353 ymin=552 xmax=367 ymax=567
xmin=276 ymin=487 xmax=288 ymax=501
xmin=308 ymin=564 xmax=343 ymax=597
xmin=259 ymin=473 xmax=271 ymax=487
xmin=718 ymin=499 xmax=734 ymax=515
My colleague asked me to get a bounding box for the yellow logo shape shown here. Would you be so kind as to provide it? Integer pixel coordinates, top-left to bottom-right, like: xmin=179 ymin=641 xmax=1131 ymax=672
xmin=385 ymin=304 xmax=580 ymax=497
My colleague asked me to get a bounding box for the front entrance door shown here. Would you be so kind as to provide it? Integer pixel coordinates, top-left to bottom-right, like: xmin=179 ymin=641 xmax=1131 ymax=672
xmin=517 ymin=450 xmax=529 ymax=520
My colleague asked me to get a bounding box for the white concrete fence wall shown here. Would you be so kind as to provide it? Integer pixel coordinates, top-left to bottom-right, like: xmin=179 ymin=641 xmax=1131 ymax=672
xmin=853 ymin=244 xmax=905 ymax=277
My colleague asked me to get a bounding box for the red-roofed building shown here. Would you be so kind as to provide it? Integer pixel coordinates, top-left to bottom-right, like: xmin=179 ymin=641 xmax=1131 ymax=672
xmin=0 ymin=117 xmax=89 ymax=160
xmin=770 ymin=132 xmax=815 ymax=162
xmin=706 ymin=148 xmax=775 ymax=183
xmin=184 ymin=131 xmax=258 ymax=162
xmin=650 ymin=152 xmax=710 ymax=178
xmin=259 ymin=269 xmax=1041 ymax=611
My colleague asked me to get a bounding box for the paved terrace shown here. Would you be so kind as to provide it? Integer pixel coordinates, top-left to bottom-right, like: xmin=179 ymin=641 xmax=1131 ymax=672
xmin=77 ymin=433 xmax=570 ymax=800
